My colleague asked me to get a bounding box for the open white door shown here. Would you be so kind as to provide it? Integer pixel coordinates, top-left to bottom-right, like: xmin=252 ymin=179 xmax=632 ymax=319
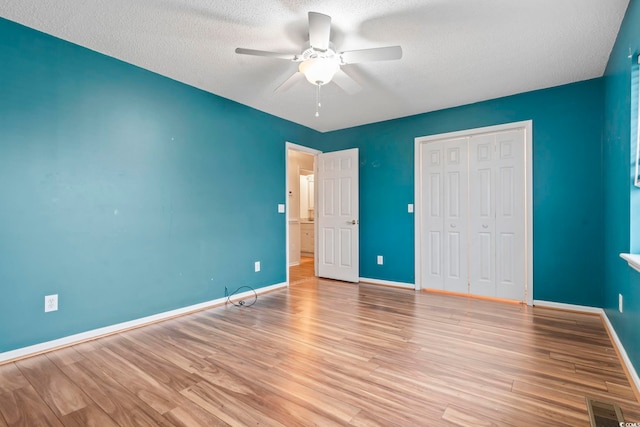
xmin=317 ymin=148 xmax=359 ymax=282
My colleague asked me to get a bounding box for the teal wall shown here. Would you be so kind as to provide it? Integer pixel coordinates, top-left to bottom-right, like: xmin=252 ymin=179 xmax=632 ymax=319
xmin=0 ymin=18 xmax=319 ymax=353
xmin=316 ymin=80 xmax=605 ymax=305
xmin=0 ymin=8 xmax=626 ymax=362
xmin=603 ymin=0 xmax=640 ymax=372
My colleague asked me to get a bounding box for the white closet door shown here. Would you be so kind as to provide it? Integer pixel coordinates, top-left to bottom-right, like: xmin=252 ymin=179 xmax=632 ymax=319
xmin=443 ymin=138 xmax=469 ymax=293
xmin=469 ymin=130 xmax=525 ymax=300
xmin=469 ymin=134 xmax=497 ymax=297
xmin=494 ymin=130 xmax=525 ymax=300
xmin=421 ymin=141 xmax=444 ymax=290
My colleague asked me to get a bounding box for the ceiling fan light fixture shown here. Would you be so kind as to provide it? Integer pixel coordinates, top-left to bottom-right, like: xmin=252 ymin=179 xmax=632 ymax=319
xmin=299 ymin=58 xmax=339 ymax=86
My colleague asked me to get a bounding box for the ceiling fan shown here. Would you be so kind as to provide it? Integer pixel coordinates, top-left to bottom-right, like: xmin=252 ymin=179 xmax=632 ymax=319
xmin=235 ymin=12 xmax=402 ymax=116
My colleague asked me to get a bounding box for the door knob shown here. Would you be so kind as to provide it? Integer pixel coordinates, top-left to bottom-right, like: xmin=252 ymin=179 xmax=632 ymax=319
xmin=450 ymin=223 xmax=457 ymax=228
xmin=347 ymin=219 xmax=359 ymax=225
xmin=482 ymin=224 xmax=488 ymax=229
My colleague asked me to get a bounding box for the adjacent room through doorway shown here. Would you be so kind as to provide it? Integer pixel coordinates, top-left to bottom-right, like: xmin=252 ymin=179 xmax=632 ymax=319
xmin=287 ymin=144 xmax=318 ymax=285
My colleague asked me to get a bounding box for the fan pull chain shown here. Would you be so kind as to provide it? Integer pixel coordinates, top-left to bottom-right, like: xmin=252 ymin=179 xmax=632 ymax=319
xmin=315 ymin=82 xmax=321 ymax=117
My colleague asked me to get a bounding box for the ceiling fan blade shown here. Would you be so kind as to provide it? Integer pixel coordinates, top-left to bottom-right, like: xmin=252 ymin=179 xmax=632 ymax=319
xmin=340 ymin=46 xmax=402 ymax=64
xmin=235 ymin=48 xmax=298 ymax=60
xmin=308 ymin=12 xmax=331 ymax=51
xmin=275 ymin=72 xmax=305 ymax=92
xmin=332 ymin=69 xmax=362 ymax=95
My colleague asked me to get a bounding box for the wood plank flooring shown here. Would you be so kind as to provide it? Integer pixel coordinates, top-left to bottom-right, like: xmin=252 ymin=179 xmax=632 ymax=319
xmin=1 ymin=275 xmax=640 ymax=426
xmin=289 ymin=256 xmax=314 ymax=285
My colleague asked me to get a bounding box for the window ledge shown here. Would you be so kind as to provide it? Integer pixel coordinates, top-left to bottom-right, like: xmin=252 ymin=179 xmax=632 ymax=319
xmin=620 ymin=253 xmax=640 ymax=273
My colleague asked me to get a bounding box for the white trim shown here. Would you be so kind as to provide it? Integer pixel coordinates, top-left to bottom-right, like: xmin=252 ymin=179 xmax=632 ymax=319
xmin=602 ymin=310 xmax=640 ymax=396
xmin=286 ymin=142 xmax=321 ymax=283
xmin=414 ymin=138 xmax=422 ymax=290
xmin=415 ymin=121 xmax=531 ymax=144
xmin=635 ymin=64 xmax=640 ymax=187
xmin=532 ymin=300 xmax=604 ymax=314
xmin=414 ymin=120 xmax=533 ymax=304
xmin=534 ymin=300 xmax=640 ymax=397
xmin=0 ymin=282 xmax=287 ymax=364
xmin=286 ymin=142 xmax=321 ymax=156
xmin=524 ymin=121 xmax=534 ymax=306
xmin=620 ymin=253 xmax=640 ymax=273
xmin=359 ymin=277 xmax=416 ymax=290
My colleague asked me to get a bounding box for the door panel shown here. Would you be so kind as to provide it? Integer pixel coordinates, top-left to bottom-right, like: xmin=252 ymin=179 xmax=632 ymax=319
xmin=421 ymin=142 xmax=444 ymax=289
xmin=443 ymin=138 xmax=468 ymax=293
xmin=317 ymin=148 xmax=359 ymax=282
xmin=340 ymin=228 xmax=353 ymax=267
xmin=469 ymin=134 xmax=496 ymax=297
xmin=421 ymin=138 xmax=468 ymax=292
xmin=478 ymin=232 xmax=493 ymax=281
xmin=323 ymin=228 xmax=335 ymax=264
xmin=469 ymin=130 xmax=525 ymax=300
xmin=495 ymin=130 xmax=525 ymax=300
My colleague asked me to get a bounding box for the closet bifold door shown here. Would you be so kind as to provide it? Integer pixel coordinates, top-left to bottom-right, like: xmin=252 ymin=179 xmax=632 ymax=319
xmin=421 ymin=141 xmax=445 ymax=290
xmin=442 ymin=137 xmax=469 ymax=294
xmin=421 ymin=138 xmax=469 ymax=293
xmin=468 ymin=130 xmax=525 ymax=300
xmin=494 ymin=129 xmax=526 ymax=301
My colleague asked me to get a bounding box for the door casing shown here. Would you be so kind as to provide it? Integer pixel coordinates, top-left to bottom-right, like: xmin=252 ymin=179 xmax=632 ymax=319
xmin=286 ymin=142 xmax=321 ymax=284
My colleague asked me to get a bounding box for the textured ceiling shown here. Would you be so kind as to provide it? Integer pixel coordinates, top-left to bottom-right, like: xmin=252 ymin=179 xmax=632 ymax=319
xmin=0 ymin=0 xmax=630 ymax=132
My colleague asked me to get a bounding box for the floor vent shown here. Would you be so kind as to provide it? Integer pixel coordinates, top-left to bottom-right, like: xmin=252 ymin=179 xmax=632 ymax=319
xmin=586 ymin=397 xmax=624 ymax=427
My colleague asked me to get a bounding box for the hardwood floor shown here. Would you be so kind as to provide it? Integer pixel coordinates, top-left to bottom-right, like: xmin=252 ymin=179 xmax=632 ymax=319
xmin=289 ymin=256 xmax=314 ymax=285
xmin=1 ymin=277 xmax=640 ymax=426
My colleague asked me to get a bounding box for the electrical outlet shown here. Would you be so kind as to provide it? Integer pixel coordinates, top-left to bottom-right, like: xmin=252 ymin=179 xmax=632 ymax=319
xmin=377 ymin=255 xmax=383 ymax=265
xmin=255 ymin=261 xmax=261 ymax=272
xmin=619 ymin=293 xmax=623 ymax=313
xmin=45 ymin=294 xmax=58 ymax=313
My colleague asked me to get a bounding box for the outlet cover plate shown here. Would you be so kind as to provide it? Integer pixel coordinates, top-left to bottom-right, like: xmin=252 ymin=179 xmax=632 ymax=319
xmin=45 ymin=294 xmax=58 ymax=312
xmin=255 ymin=261 xmax=261 ymax=272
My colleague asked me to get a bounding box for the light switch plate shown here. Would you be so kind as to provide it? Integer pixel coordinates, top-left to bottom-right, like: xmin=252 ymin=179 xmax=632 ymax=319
xmin=408 ymin=204 xmax=414 ymax=213
xmin=619 ymin=293 xmax=623 ymax=313
xmin=278 ymin=204 xmax=285 ymax=213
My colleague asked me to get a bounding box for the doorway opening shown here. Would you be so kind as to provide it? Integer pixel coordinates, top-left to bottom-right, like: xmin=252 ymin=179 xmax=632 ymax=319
xmin=286 ymin=143 xmax=320 ymax=285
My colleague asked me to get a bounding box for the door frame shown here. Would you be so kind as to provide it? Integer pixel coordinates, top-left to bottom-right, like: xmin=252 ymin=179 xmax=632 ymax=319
xmin=286 ymin=142 xmax=321 ymax=285
xmin=413 ymin=120 xmax=533 ymax=305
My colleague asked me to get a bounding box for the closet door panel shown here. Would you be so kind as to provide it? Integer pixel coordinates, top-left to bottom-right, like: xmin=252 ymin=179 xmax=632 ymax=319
xmin=443 ymin=138 xmax=469 ymax=294
xmin=469 ymin=134 xmax=496 ymax=297
xmin=495 ymin=130 xmax=526 ymax=301
xmin=421 ymin=142 xmax=444 ymax=290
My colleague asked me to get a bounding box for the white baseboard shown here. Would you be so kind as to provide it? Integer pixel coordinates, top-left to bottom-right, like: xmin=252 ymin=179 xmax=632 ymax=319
xmin=601 ymin=311 xmax=640 ymax=397
xmin=532 ymin=300 xmax=604 ymax=314
xmin=0 ymin=282 xmax=287 ymax=364
xmin=534 ymin=300 xmax=640 ymax=398
xmin=359 ymin=277 xmax=415 ymax=290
